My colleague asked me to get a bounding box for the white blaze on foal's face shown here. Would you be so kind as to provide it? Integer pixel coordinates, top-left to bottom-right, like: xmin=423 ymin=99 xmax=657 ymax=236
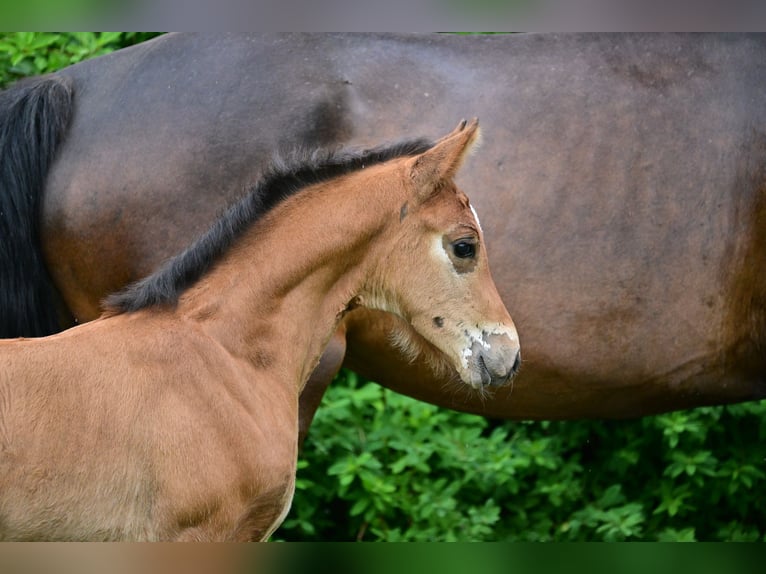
xmin=469 ymin=202 xmax=483 ymax=234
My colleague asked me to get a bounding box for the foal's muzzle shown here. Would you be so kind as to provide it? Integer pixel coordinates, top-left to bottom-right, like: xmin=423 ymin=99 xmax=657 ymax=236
xmin=466 ymin=331 xmax=521 ymax=389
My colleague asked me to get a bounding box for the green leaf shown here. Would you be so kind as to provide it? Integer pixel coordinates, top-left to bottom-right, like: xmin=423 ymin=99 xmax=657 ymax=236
xmin=349 ymin=497 xmax=369 ymax=516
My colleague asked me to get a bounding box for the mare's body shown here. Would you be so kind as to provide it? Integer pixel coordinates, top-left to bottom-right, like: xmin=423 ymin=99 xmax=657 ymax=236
xmin=2 ymin=33 xmax=765 ymax=421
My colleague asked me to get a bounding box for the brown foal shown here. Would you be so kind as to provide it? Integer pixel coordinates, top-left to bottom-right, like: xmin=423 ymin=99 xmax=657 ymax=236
xmin=0 ymin=120 xmax=519 ymax=541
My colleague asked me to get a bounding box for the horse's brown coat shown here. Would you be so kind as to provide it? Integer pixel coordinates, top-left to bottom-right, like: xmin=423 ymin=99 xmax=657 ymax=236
xmin=2 ymin=33 xmax=765 ymax=427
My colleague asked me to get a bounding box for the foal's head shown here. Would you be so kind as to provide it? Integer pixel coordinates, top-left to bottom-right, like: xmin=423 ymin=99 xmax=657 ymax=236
xmin=364 ymin=119 xmax=520 ymax=389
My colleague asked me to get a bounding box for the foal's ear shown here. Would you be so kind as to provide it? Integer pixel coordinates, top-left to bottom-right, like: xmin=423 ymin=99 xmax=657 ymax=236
xmin=407 ymin=118 xmax=481 ymax=201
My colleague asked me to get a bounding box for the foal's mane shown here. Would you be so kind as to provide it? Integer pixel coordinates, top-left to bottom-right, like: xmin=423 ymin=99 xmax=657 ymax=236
xmin=104 ymin=137 xmax=434 ymax=314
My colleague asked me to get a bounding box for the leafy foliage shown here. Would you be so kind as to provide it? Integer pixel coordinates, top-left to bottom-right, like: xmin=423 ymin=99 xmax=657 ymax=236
xmin=0 ymin=32 xmax=162 ymax=87
xmin=3 ymin=32 xmax=765 ymax=542
xmin=279 ymin=371 xmax=766 ymax=541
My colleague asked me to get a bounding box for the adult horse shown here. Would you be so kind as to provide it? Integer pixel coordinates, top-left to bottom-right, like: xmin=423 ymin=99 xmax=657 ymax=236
xmin=1 ymin=33 xmax=765 ymax=425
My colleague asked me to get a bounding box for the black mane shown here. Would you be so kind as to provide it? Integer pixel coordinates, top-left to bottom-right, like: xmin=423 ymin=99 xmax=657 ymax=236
xmin=104 ymin=137 xmax=434 ymax=313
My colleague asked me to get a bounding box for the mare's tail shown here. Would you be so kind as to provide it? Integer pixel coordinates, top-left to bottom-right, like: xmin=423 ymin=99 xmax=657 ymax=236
xmin=0 ymin=75 xmax=74 ymax=337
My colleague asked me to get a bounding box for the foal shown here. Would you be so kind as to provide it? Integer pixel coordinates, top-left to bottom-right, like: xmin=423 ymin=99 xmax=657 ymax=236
xmin=0 ymin=120 xmax=520 ymax=541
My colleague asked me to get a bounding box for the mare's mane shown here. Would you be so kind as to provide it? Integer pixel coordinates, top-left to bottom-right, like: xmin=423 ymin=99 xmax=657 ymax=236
xmin=104 ymin=137 xmax=435 ymax=314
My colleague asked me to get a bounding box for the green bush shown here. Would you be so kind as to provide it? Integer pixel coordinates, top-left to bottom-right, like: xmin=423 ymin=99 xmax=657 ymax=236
xmin=3 ymin=32 xmax=765 ymax=542
xmin=280 ymin=371 xmax=766 ymax=541
xmin=0 ymin=32 xmax=161 ymax=87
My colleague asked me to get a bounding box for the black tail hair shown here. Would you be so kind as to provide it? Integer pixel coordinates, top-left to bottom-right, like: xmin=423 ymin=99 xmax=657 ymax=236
xmin=0 ymin=76 xmax=74 ymax=337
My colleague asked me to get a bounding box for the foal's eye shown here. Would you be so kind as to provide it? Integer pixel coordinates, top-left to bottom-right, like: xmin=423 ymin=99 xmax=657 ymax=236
xmin=453 ymin=241 xmax=476 ymax=259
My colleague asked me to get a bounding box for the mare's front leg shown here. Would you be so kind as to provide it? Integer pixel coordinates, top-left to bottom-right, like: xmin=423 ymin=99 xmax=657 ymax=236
xmin=297 ymin=324 xmax=347 ymax=447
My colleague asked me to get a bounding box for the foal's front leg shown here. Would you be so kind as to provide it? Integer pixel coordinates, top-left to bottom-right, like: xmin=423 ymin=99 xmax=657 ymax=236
xmin=167 ymin=465 xmax=297 ymax=542
xmin=231 ymin=478 xmax=298 ymax=542
xmin=160 ymin=396 xmax=300 ymax=542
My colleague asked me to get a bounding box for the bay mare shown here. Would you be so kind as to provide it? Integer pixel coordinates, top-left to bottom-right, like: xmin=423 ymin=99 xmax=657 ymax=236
xmin=1 ymin=34 xmax=764 ymax=429
xmin=0 ymin=121 xmax=520 ymax=541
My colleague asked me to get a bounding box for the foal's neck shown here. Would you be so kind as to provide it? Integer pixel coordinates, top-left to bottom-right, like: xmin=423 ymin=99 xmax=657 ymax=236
xmin=178 ymin=164 xmax=399 ymax=391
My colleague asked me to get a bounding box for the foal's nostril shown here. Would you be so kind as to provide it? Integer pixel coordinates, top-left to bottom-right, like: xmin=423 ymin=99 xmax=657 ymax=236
xmin=511 ymin=350 xmax=521 ymax=375
xmin=477 ymin=354 xmax=492 ymax=386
